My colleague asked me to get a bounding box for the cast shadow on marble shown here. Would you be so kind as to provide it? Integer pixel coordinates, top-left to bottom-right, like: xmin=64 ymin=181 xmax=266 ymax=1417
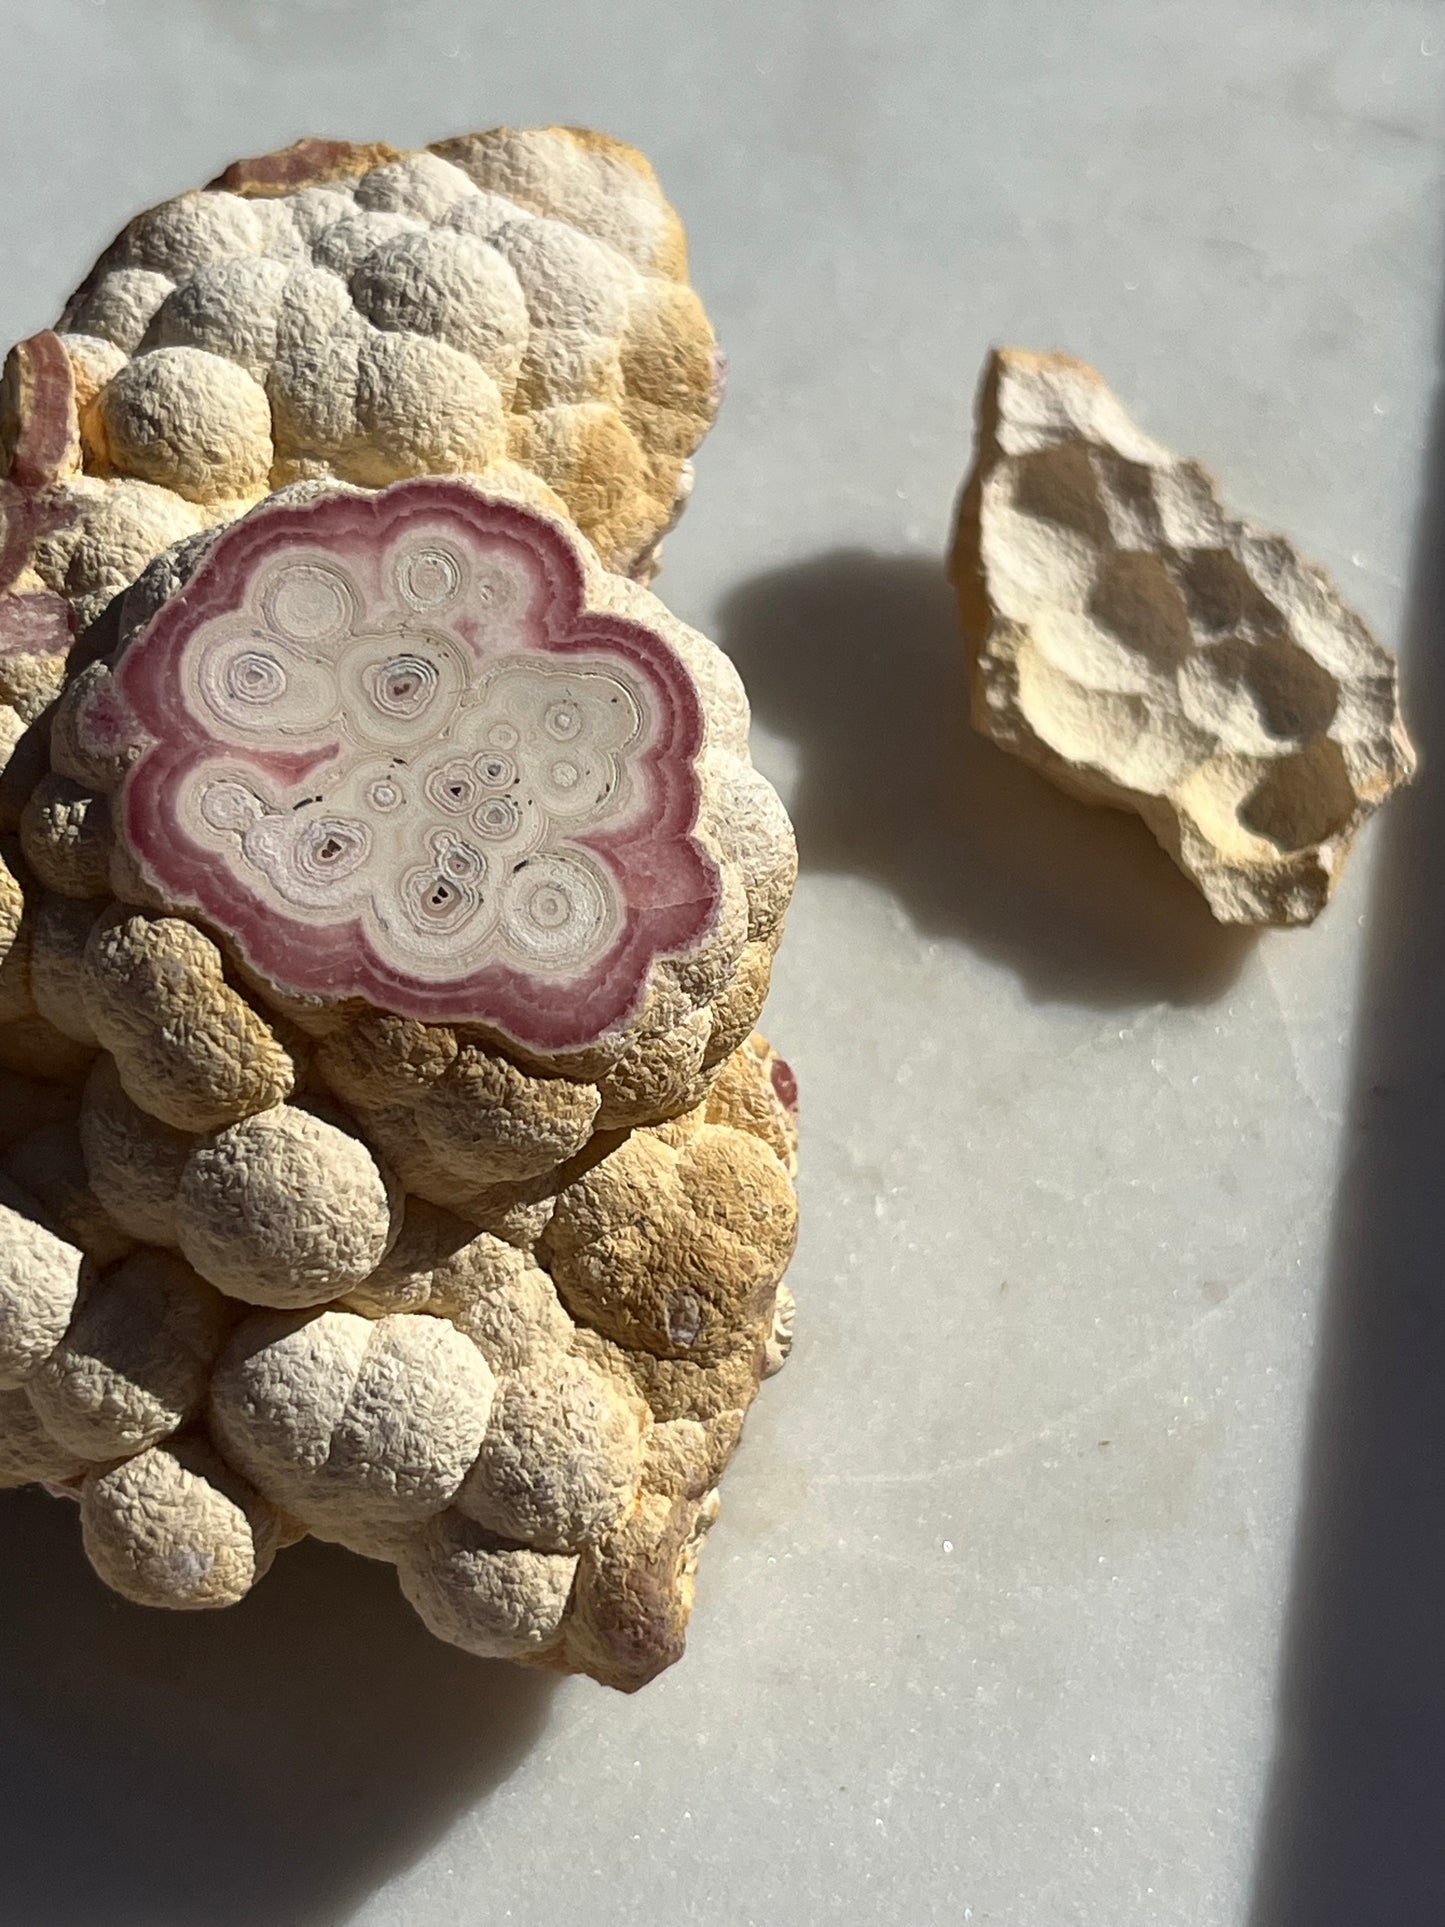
xmin=718 ymin=552 xmax=1254 ymax=1009
xmin=0 ymin=1487 xmax=556 ymax=1927
xmin=1247 ymin=323 xmax=1445 ymax=1926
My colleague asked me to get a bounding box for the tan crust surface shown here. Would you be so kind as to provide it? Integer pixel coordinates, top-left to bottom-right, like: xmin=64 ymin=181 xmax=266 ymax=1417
xmin=950 ymin=348 xmax=1417 ymax=925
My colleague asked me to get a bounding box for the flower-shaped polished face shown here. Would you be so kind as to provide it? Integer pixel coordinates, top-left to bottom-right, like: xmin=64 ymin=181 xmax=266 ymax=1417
xmin=109 ymin=481 xmax=719 ymax=1047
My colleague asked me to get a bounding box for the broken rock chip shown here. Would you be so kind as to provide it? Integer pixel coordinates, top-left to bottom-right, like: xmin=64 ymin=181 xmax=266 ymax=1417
xmin=951 ymin=349 xmax=1416 ymax=925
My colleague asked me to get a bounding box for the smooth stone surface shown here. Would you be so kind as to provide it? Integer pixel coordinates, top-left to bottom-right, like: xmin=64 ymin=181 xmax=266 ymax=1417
xmin=1 ymin=6 xmax=1442 ymax=1926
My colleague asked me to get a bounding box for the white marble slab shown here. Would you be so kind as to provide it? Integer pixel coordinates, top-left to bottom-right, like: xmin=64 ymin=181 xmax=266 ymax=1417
xmin=1 ymin=4 xmax=1442 ymax=1922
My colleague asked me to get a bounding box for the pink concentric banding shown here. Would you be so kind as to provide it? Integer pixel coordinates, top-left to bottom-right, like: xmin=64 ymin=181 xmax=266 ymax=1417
xmin=110 ymin=479 xmax=720 ymax=1051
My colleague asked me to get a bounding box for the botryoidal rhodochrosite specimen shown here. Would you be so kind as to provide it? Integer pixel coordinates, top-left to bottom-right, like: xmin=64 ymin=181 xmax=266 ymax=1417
xmin=0 ymin=129 xmax=798 ymax=1692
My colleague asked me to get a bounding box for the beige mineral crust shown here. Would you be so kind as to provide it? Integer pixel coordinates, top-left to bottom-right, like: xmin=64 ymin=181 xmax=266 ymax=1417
xmin=0 ymin=123 xmax=721 ymax=652
xmin=0 ymin=130 xmax=800 ymax=1693
xmin=951 ymin=348 xmax=1417 ymax=925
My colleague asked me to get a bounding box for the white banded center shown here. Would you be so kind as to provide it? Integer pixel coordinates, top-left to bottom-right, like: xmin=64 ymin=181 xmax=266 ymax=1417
xmin=174 ymin=543 xmax=656 ymax=981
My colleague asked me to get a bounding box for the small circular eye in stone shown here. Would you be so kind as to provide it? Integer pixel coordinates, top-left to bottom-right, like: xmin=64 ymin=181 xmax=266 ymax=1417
xmin=262 ymin=563 xmax=354 ymax=644
xmin=434 ymin=837 xmax=485 ymax=886
xmin=549 ymin=761 xmax=580 ymax=790
xmin=476 ymin=753 xmax=516 ymax=789
xmin=486 ymin=721 xmax=520 ymax=751
xmin=527 ymin=883 xmax=572 ymax=930
xmin=368 ymin=654 xmax=439 ymax=718
xmin=500 ymin=853 xmax=611 ymax=968
xmin=225 ymin=651 xmax=286 ymax=705
xmin=199 ymin=780 xmax=264 ymax=833
xmin=544 ymin=702 xmax=583 ymax=742
xmin=473 ymin=796 xmax=522 ymax=840
xmin=294 ymin=816 xmax=370 ymax=884
xmin=396 ymin=546 xmax=463 ymax=611
xmin=425 ymin=760 xmax=478 ymax=813
xmin=402 ymin=864 xmax=478 ymax=932
xmin=366 ymin=777 xmax=405 ymax=813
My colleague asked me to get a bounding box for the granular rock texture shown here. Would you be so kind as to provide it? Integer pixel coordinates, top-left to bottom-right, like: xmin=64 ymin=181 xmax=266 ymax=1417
xmin=0 ymin=1018 xmax=797 ymax=1685
xmin=0 ymin=136 xmax=797 ymax=1689
xmin=951 ymin=348 xmax=1416 ymax=925
xmin=0 ymin=123 xmax=719 ymax=663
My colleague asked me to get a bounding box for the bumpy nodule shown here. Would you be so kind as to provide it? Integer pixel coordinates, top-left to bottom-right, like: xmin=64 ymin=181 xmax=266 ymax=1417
xmin=0 ymin=128 xmax=798 ymax=1692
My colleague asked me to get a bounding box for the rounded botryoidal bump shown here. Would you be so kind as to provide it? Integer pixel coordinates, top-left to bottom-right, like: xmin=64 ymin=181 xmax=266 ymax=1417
xmin=701 ymin=937 xmax=775 ymax=1071
xmin=561 ymin=1487 xmax=720 ymax=1692
xmin=80 ymin=1435 xmax=283 ymax=1609
xmin=19 ymin=774 xmax=113 ymax=899
xmin=0 ymin=1385 xmax=90 ymax=1489
xmin=704 ymin=1030 xmax=799 ymax=1176
xmin=2 ymin=1117 xmax=136 ymax=1268
xmin=702 ymin=754 xmax=798 ymax=946
xmin=342 ymin=1195 xmax=473 ymax=1318
xmin=80 ymin=910 xmax=296 ymax=1133
xmin=27 ymin=1249 xmax=232 ymax=1460
xmin=65 ymin=267 xmax=175 ymax=353
xmin=418 ymin=1230 xmax=575 ymax=1373
xmin=455 ymin=1352 xmax=647 ymax=1552
xmin=58 ymin=330 xmax=128 ymax=425
xmin=395 ymin=1509 xmax=577 ymax=1660
xmin=148 ymin=255 xmax=296 ymax=382
xmin=209 ymin=1306 xmax=495 ymax=1538
xmin=26 ymin=476 xmax=211 ymax=635
xmin=412 ymin=1045 xmax=600 ymax=1187
xmin=174 ymin=1103 xmax=399 ymax=1308
xmin=315 ymin=1011 xmax=458 ymax=1111
xmin=79 ymin=1053 xmax=195 ymax=1247
xmin=49 ymin=660 xmax=142 ymax=794
xmin=0 ymin=1177 xmax=89 ymax=1390
xmin=29 ymin=893 xmax=108 ymax=1044
xmin=541 ymin=1120 xmax=797 ymax=1362
xmin=348 ymin=330 xmax=509 ymax=483
xmin=592 ymin=993 xmax=712 ymax=1131
xmin=348 ymin=227 xmax=529 ymax=386
xmin=99 ymin=346 xmax=273 ymax=505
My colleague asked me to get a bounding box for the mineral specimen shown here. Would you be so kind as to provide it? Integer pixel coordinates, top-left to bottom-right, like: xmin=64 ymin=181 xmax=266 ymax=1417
xmin=951 ymin=348 xmax=1416 ymax=925
xmin=0 ymin=132 xmax=797 ymax=1692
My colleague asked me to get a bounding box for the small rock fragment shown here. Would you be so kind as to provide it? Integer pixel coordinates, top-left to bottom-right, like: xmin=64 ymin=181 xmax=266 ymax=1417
xmin=951 ymin=348 xmax=1417 ymax=924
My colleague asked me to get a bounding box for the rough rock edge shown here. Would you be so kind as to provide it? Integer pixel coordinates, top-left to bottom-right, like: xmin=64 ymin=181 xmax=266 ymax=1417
xmin=949 ymin=346 xmax=1417 ymax=926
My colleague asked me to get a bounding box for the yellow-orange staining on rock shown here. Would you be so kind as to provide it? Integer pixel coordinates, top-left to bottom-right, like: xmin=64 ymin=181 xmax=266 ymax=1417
xmin=0 ymin=127 xmax=796 ymax=1693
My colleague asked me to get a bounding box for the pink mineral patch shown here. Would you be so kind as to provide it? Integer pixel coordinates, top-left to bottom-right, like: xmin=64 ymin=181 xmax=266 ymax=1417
xmin=769 ymin=1055 xmax=798 ymax=1116
xmin=213 ymin=137 xmax=395 ymax=196
xmin=0 ymin=591 xmax=73 ymax=658
xmin=2 ymin=332 xmax=78 ymax=491
xmin=107 ymin=480 xmax=720 ymax=1049
xmin=0 ymin=480 xmax=75 ymax=598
